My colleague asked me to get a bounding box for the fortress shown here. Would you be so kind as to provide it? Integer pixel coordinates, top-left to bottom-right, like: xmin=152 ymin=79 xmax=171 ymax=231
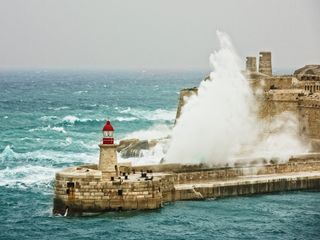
xmin=53 ymin=52 xmax=320 ymax=216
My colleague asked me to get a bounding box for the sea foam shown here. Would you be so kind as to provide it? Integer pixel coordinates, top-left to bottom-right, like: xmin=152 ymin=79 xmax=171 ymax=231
xmin=0 ymin=145 xmax=99 ymax=189
xmin=118 ymin=107 xmax=176 ymax=122
xmin=29 ymin=125 xmax=66 ymax=133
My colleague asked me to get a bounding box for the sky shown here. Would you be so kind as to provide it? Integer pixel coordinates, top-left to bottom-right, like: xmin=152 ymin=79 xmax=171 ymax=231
xmin=0 ymin=0 xmax=319 ymax=70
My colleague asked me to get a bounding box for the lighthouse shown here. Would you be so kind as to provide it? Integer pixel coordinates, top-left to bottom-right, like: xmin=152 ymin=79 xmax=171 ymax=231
xmin=99 ymin=120 xmax=118 ymax=180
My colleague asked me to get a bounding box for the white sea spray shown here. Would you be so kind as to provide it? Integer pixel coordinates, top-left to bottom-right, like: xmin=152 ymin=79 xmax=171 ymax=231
xmin=165 ymin=31 xmax=308 ymax=165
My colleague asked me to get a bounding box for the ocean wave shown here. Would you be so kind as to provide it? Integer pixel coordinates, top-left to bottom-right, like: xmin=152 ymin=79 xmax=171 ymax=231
xmin=123 ymin=124 xmax=172 ymax=141
xmin=48 ymin=106 xmax=70 ymax=111
xmin=57 ymin=108 xmax=175 ymax=126
xmin=0 ymin=145 xmax=99 ymax=189
xmin=40 ymin=115 xmax=58 ymax=121
xmin=29 ymin=125 xmax=66 ymax=133
xmin=118 ymin=107 xmax=176 ymax=121
xmin=0 ymin=165 xmax=58 ymax=189
xmin=60 ymin=138 xmax=99 ymax=150
xmin=61 ymin=137 xmax=73 ymax=146
xmin=0 ymin=145 xmax=98 ymax=165
xmin=114 ymin=116 xmax=138 ymax=122
xmin=73 ymin=90 xmax=88 ymax=94
xmin=62 ymin=115 xmax=105 ymax=125
xmin=78 ymin=140 xmax=99 ymax=150
xmin=62 ymin=115 xmax=80 ymax=124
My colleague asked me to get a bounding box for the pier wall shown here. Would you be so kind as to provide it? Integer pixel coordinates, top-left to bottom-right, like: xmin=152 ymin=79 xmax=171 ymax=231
xmin=53 ymin=154 xmax=320 ymax=215
xmin=175 ymin=175 xmax=320 ymax=200
xmin=54 ymin=171 xmax=162 ymax=215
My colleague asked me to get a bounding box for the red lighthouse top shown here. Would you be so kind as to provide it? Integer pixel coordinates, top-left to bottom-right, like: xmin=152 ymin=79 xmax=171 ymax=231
xmin=102 ymin=120 xmax=114 ymax=145
xmin=102 ymin=121 xmax=114 ymax=131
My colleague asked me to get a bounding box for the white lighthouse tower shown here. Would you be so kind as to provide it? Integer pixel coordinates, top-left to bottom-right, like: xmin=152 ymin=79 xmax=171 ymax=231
xmin=99 ymin=120 xmax=118 ymax=180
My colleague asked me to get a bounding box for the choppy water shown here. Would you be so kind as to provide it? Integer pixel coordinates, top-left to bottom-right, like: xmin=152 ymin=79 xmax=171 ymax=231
xmin=0 ymin=70 xmax=319 ymax=240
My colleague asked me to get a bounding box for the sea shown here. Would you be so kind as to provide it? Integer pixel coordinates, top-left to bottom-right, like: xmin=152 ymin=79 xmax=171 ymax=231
xmin=0 ymin=70 xmax=319 ymax=240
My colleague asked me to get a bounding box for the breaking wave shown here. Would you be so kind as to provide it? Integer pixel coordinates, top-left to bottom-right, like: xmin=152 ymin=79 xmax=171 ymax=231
xmin=118 ymin=142 xmax=168 ymax=166
xmin=118 ymin=107 xmax=176 ymax=121
xmin=62 ymin=115 xmax=80 ymax=124
xmin=114 ymin=116 xmax=138 ymax=122
xmin=48 ymin=106 xmax=70 ymax=111
xmin=0 ymin=165 xmax=58 ymax=189
xmin=62 ymin=115 xmax=137 ymax=125
xmin=73 ymin=90 xmax=88 ymax=94
xmin=0 ymin=145 xmax=98 ymax=189
xmin=62 ymin=115 xmax=105 ymax=125
xmin=117 ymin=124 xmax=172 ymax=165
xmin=123 ymin=124 xmax=172 ymax=140
xmin=29 ymin=125 xmax=66 ymax=133
xmin=0 ymin=145 xmax=98 ymax=166
xmin=40 ymin=115 xmax=58 ymax=121
xmin=61 ymin=107 xmax=175 ymax=126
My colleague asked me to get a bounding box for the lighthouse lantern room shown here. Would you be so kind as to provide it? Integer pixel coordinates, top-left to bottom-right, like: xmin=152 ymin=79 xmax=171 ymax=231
xmin=102 ymin=120 xmax=114 ymax=144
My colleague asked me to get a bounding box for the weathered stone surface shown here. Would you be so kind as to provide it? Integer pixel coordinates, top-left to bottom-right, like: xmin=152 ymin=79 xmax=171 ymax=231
xmin=53 ymin=153 xmax=320 ymax=215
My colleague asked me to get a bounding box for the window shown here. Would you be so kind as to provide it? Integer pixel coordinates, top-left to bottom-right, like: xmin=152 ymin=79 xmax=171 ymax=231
xmin=67 ymin=182 xmax=75 ymax=188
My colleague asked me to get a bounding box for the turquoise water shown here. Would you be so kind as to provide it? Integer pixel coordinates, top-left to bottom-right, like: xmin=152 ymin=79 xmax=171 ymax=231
xmin=0 ymin=70 xmax=319 ymax=239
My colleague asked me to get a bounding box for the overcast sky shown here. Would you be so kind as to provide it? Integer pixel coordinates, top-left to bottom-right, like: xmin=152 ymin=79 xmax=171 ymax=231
xmin=0 ymin=0 xmax=319 ymax=70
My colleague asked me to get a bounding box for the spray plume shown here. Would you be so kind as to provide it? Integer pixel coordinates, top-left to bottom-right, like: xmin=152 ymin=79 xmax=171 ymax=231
xmin=165 ymin=31 xmax=308 ymax=165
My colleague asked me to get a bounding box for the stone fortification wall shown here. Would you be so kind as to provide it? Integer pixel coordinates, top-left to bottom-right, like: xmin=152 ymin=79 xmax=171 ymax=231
xmin=53 ymin=169 xmax=162 ymax=215
xmin=54 ymin=154 xmax=320 ymax=215
xmin=299 ymin=95 xmax=320 ymax=139
xmin=259 ymin=90 xmax=320 ymax=140
xmin=265 ymin=76 xmax=295 ymax=90
xmin=249 ymin=76 xmax=296 ymax=94
xmin=259 ymin=90 xmax=301 ymax=120
xmin=172 ymin=156 xmax=320 ymax=184
xmin=175 ymin=175 xmax=320 ymax=201
xmin=173 ymin=154 xmax=320 ymax=200
xmin=127 ymin=154 xmax=320 ymax=186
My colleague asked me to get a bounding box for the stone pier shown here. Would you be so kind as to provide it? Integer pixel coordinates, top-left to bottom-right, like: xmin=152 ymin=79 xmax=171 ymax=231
xmin=53 ymin=153 xmax=320 ymax=215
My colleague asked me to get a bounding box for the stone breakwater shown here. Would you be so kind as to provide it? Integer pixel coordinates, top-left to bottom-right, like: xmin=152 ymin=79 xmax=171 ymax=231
xmin=53 ymin=153 xmax=320 ymax=215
